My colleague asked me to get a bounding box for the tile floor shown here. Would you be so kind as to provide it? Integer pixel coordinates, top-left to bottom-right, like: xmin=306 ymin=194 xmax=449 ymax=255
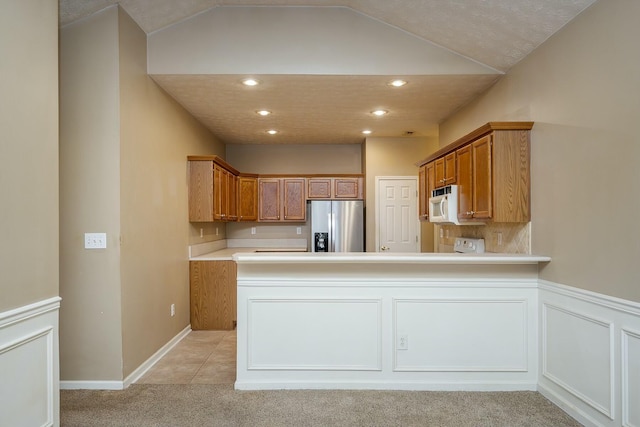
xmin=137 ymin=330 xmax=236 ymax=385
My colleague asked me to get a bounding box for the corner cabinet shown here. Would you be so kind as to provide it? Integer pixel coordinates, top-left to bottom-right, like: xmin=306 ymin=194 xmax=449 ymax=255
xmin=187 ymin=156 xmax=240 ymax=222
xmin=417 ymin=122 xmax=533 ymax=224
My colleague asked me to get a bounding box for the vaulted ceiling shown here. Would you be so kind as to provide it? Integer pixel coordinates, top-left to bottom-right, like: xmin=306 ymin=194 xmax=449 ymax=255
xmin=59 ymin=0 xmax=597 ymax=144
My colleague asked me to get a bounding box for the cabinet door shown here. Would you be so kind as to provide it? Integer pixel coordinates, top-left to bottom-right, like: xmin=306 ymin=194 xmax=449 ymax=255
xmin=426 ymin=162 xmax=436 ymax=201
xmin=238 ymin=176 xmax=258 ymax=221
xmin=307 ymin=178 xmax=332 ymax=199
xmin=213 ymin=165 xmax=226 ymax=221
xmin=472 ymin=135 xmax=493 ymax=219
xmin=258 ymin=179 xmax=281 ymax=221
xmin=444 ymin=152 xmax=456 ymax=185
xmin=283 ymin=178 xmax=306 ymax=221
xmin=434 ymin=157 xmax=446 ymax=187
xmin=334 ymin=178 xmax=360 ymax=198
xmin=418 ymin=165 xmax=428 ymax=220
xmin=188 ymin=161 xmax=214 ymax=222
xmin=456 ymin=145 xmax=473 ymax=220
xmin=189 ymin=260 xmax=236 ymax=330
xmin=227 ymin=173 xmax=238 ymax=221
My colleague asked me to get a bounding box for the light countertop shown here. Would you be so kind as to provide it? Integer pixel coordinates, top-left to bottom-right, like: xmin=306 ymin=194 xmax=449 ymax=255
xmin=190 ymin=247 xmax=307 ymax=261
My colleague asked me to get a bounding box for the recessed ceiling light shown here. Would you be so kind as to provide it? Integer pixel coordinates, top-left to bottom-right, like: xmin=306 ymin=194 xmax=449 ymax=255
xmin=388 ymin=79 xmax=407 ymax=87
xmin=266 ymin=129 xmax=278 ymax=135
xmin=242 ymin=78 xmax=259 ymax=86
xmin=362 ymin=130 xmax=372 ymax=135
xmin=371 ymin=109 xmax=388 ymax=116
xmin=256 ymin=110 xmax=271 ymax=116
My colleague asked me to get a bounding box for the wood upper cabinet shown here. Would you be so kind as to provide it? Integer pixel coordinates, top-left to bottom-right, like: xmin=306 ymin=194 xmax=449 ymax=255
xmin=283 ymin=178 xmax=306 ymax=221
xmin=187 ymin=157 xmax=240 ymax=222
xmin=258 ymin=178 xmax=306 ymax=222
xmin=417 ymin=122 xmax=532 ymax=224
xmin=307 ymin=178 xmax=332 ymax=199
xmin=190 ymin=260 xmax=236 ymax=331
xmin=434 ymin=152 xmax=456 ymax=187
xmin=258 ymin=178 xmax=281 ymax=221
xmin=418 ymin=162 xmax=436 ymax=221
xmin=237 ymin=176 xmax=258 ymax=221
xmin=307 ymin=176 xmax=364 ymax=199
xmin=456 ymin=130 xmax=530 ymax=223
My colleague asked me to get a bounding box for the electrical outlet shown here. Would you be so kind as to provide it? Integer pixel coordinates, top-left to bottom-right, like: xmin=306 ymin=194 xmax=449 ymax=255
xmin=200 ymin=228 xmax=204 ymax=238
xmin=398 ymin=334 xmax=409 ymax=350
xmin=170 ymin=304 xmax=175 ymax=317
xmin=84 ymin=233 xmax=107 ymax=249
xmin=216 ymin=227 xmax=219 ymax=236
xmin=497 ymin=232 xmax=503 ymax=246
xmin=251 ymin=227 xmax=256 ymax=235
xmin=296 ymin=227 xmax=302 ymax=235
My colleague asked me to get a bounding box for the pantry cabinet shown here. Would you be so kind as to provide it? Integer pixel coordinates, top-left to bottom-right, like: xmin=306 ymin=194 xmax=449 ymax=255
xmin=189 ymin=260 xmax=236 ymax=330
xmin=258 ymin=178 xmax=306 ymax=222
xmin=417 ymin=122 xmax=532 ymax=224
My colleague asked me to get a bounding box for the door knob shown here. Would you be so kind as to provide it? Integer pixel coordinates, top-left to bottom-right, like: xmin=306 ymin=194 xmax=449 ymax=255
xmin=381 ymin=246 xmax=389 ymax=251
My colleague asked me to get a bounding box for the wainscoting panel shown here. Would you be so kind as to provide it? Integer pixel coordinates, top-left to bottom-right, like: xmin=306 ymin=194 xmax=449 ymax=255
xmin=622 ymin=328 xmax=640 ymax=427
xmin=247 ymin=298 xmax=382 ymax=370
xmin=542 ymin=303 xmax=614 ymax=418
xmin=394 ymin=299 xmax=528 ymax=372
xmin=0 ymin=297 xmax=60 ymax=427
xmin=539 ymin=280 xmax=640 ymax=427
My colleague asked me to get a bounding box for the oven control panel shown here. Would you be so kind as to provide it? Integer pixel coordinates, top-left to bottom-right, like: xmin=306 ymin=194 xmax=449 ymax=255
xmin=454 ymin=237 xmax=485 ymax=253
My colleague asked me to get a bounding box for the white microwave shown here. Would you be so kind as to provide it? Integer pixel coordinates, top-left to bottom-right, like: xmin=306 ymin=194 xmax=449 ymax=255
xmin=429 ymin=185 xmax=460 ymax=224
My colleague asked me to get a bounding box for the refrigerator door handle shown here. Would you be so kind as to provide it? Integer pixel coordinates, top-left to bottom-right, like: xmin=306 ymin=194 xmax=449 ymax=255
xmin=328 ymin=212 xmax=335 ymax=252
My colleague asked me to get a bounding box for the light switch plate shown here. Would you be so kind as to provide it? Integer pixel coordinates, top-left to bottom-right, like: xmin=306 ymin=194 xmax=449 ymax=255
xmin=85 ymin=233 xmax=107 ymax=249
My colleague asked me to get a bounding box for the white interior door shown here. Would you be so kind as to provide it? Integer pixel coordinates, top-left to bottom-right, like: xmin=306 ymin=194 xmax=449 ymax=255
xmin=376 ymin=177 xmax=419 ymax=253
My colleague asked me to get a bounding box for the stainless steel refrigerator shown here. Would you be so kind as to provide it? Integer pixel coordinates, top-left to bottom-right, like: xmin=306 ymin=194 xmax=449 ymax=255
xmin=307 ymin=200 xmax=364 ymax=252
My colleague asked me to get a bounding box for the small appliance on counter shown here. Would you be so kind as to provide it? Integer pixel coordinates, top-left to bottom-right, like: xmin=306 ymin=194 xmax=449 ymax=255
xmin=454 ymin=237 xmax=485 ymax=254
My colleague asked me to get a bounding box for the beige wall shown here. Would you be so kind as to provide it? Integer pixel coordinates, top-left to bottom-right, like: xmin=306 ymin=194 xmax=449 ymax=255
xmin=0 ymin=0 xmax=59 ymax=312
xmin=440 ymin=0 xmax=640 ymax=302
xmin=226 ymin=144 xmax=362 ymax=174
xmin=59 ymin=7 xmax=124 ymax=380
xmin=59 ymin=6 xmax=225 ymax=381
xmin=364 ymin=137 xmax=440 ymax=253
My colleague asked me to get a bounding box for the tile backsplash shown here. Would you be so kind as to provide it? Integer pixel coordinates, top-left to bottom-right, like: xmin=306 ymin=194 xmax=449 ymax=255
xmin=436 ymin=222 xmax=531 ymax=254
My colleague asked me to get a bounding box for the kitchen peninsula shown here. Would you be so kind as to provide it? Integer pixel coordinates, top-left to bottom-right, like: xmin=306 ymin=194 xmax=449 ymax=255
xmin=233 ymin=251 xmax=550 ymax=391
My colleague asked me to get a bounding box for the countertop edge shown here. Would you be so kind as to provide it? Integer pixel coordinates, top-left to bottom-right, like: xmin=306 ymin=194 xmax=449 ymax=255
xmin=231 ymin=253 xmax=551 ymax=265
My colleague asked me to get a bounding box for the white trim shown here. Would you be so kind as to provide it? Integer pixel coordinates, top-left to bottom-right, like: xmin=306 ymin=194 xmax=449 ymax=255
xmin=622 ymin=328 xmax=640 ymax=427
xmin=235 ymin=380 xmax=537 ymax=391
xmin=0 ymin=296 xmax=61 ymax=328
xmin=60 ymin=324 xmax=192 ymax=390
xmin=539 ymin=279 xmax=640 ymax=316
xmin=124 ymin=324 xmax=192 ymax=388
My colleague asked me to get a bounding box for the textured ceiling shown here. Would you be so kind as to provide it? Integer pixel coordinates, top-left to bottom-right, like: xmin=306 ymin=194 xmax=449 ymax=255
xmin=59 ymin=0 xmax=597 ymax=144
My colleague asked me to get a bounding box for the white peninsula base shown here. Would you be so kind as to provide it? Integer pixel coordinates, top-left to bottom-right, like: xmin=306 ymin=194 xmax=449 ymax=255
xmin=233 ymin=252 xmax=550 ymax=391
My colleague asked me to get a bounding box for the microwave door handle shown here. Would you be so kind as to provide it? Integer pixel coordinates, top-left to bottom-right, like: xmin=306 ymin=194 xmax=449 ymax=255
xmin=440 ymin=197 xmax=447 ymax=217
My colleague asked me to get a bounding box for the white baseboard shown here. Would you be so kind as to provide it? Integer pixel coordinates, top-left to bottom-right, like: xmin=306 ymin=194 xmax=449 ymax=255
xmin=60 ymin=324 xmax=192 ymax=390
xmin=123 ymin=325 xmax=192 ymax=388
xmin=538 ymin=280 xmax=640 ymax=427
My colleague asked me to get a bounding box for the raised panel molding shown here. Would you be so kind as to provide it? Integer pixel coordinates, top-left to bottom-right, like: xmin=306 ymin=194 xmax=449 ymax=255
xmin=542 ymin=303 xmax=614 ymax=419
xmin=0 ymin=297 xmax=60 ymax=427
xmin=247 ymin=298 xmax=382 ymax=370
xmin=622 ymin=328 xmax=640 ymax=427
xmin=394 ymin=299 xmax=528 ymax=372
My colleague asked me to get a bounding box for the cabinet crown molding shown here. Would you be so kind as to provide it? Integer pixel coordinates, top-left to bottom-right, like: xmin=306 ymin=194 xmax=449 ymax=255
xmin=417 ymin=122 xmax=534 ymax=167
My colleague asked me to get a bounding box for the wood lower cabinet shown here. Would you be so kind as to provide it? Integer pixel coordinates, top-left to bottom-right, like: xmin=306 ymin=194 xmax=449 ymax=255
xmin=258 ymin=178 xmax=306 ymax=222
xmin=190 ymin=260 xmax=237 ymax=330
